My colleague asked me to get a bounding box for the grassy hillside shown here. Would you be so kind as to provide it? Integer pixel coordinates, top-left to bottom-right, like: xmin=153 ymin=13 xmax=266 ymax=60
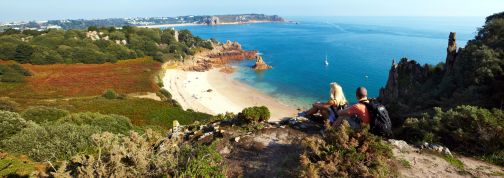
xmin=0 ymin=57 xmax=160 ymax=98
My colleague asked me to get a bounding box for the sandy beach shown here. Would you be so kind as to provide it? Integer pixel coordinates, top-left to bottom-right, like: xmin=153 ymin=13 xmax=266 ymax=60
xmin=162 ymin=69 xmax=297 ymax=122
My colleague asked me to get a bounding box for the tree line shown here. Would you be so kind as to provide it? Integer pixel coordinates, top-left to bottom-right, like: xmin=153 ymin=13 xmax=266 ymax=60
xmin=0 ymin=26 xmax=214 ymax=64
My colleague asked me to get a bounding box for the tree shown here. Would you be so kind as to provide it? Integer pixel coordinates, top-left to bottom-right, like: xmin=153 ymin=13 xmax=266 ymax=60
xmin=13 ymin=44 xmax=33 ymax=63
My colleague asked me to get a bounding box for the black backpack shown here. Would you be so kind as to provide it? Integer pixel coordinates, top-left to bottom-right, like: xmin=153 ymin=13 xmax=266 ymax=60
xmin=360 ymin=99 xmax=392 ymax=137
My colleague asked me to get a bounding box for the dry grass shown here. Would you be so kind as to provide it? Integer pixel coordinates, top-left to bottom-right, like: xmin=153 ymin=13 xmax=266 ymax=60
xmin=0 ymin=57 xmax=161 ymax=99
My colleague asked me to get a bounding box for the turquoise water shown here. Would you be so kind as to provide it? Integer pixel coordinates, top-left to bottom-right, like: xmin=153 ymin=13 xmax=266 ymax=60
xmin=174 ymin=17 xmax=484 ymax=108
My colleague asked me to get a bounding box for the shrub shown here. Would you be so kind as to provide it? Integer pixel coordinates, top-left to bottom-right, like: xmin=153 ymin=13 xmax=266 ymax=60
xmin=395 ymin=105 xmax=504 ymax=166
xmin=58 ymin=112 xmax=133 ymax=134
xmin=2 ymin=123 xmax=96 ymax=161
xmin=0 ymin=155 xmax=37 ymax=177
xmin=158 ymin=88 xmax=172 ymax=100
xmin=8 ymin=64 xmax=32 ymax=76
xmin=0 ymin=69 xmax=25 ymax=82
xmin=0 ymin=110 xmax=30 ymax=140
xmin=237 ymin=106 xmax=270 ymax=123
xmin=55 ymin=130 xmax=225 ymax=177
xmin=0 ymin=98 xmax=19 ymax=112
xmin=21 ymin=106 xmax=69 ymax=123
xmin=102 ymin=89 xmax=117 ymax=99
xmin=300 ymin=122 xmax=396 ymax=177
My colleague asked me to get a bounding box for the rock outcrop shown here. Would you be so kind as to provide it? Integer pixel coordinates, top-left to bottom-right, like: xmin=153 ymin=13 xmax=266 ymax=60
xmin=379 ymin=58 xmax=429 ymax=105
xmin=185 ymin=40 xmax=258 ymax=72
xmin=445 ymin=32 xmax=457 ymax=72
xmin=207 ymin=40 xmax=258 ymax=62
xmin=379 ymin=32 xmax=458 ymax=105
xmin=252 ymin=56 xmax=272 ymax=70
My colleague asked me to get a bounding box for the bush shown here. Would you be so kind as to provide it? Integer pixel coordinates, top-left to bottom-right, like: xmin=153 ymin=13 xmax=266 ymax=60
xmin=0 ymin=98 xmax=19 ymax=112
xmin=58 ymin=112 xmax=133 ymax=134
xmin=102 ymin=89 xmax=117 ymax=99
xmin=237 ymin=106 xmax=270 ymax=123
xmin=21 ymin=106 xmax=69 ymax=123
xmin=0 ymin=69 xmax=25 ymax=82
xmin=2 ymin=123 xmax=96 ymax=161
xmin=0 ymin=110 xmax=30 ymax=140
xmin=395 ymin=105 xmax=504 ymax=166
xmin=54 ymin=130 xmax=225 ymax=177
xmin=8 ymin=64 xmax=32 ymax=76
xmin=300 ymin=122 xmax=396 ymax=177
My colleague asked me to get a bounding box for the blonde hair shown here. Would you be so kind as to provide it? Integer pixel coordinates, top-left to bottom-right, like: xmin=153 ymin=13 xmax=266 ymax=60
xmin=330 ymin=82 xmax=347 ymax=106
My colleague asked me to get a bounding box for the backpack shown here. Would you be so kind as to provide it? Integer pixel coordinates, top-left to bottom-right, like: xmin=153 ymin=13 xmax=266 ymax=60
xmin=360 ymin=99 xmax=392 ymax=137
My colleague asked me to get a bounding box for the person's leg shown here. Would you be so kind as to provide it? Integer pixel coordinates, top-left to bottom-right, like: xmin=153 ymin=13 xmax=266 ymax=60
xmin=299 ymin=102 xmax=322 ymax=117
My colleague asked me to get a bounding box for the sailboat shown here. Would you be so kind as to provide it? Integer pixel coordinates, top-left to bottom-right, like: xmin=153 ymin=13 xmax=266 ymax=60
xmin=324 ymin=54 xmax=329 ymax=66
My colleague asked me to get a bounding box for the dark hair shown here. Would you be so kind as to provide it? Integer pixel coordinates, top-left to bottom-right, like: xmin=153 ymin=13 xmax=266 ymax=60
xmin=356 ymin=87 xmax=367 ymax=99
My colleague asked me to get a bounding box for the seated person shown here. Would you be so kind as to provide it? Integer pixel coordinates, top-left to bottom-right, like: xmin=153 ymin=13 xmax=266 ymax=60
xmin=298 ymin=82 xmax=348 ymax=126
xmin=336 ymin=87 xmax=371 ymax=129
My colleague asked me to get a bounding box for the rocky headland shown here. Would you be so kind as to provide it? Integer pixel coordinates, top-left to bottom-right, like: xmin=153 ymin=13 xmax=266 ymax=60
xmin=184 ymin=40 xmax=258 ymax=72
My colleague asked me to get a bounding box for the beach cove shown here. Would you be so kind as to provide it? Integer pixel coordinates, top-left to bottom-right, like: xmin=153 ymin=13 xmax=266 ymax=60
xmin=162 ymin=68 xmax=297 ymax=121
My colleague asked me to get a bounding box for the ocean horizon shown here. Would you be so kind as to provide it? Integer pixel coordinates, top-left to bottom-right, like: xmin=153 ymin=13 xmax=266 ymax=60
xmin=171 ymin=16 xmax=484 ymax=109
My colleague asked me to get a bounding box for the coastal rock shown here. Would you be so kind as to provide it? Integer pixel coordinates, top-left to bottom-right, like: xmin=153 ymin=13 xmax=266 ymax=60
xmin=445 ymin=32 xmax=457 ymax=72
xmin=252 ymin=56 xmax=272 ymax=70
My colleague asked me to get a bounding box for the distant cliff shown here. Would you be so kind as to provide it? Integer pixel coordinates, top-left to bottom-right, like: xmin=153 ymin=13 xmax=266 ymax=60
xmin=379 ymin=12 xmax=504 ymax=120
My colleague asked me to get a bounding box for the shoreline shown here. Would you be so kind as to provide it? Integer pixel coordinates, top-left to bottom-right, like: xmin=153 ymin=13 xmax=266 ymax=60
xmin=138 ymin=21 xmax=283 ymax=28
xmin=162 ymin=68 xmax=297 ymax=122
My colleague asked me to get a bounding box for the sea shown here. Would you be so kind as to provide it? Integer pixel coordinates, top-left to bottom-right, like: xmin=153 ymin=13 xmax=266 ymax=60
xmin=171 ymin=16 xmax=484 ymax=108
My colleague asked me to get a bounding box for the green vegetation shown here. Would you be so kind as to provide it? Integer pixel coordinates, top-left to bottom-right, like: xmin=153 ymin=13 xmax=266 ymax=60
xmin=237 ymin=106 xmax=270 ymax=123
xmin=102 ymin=88 xmax=118 ymax=99
xmin=395 ymin=105 xmax=504 ymax=166
xmin=0 ymin=155 xmax=37 ymax=177
xmin=0 ymin=98 xmax=19 ymax=112
xmin=0 ymin=27 xmax=213 ymax=64
xmin=50 ymin=130 xmax=225 ymax=177
xmin=381 ymin=12 xmax=504 ymax=166
xmin=0 ymin=111 xmax=30 ymax=140
xmin=3 ymin=123 xmax=97 ymax=161
xmin=0 ymin=64 xmax=31 ymax=83
xmin=21 ymin=106 xmax=69 ymax=123
xmin=58 ymin=112 xmax=133 ymax=134
xmin=442 ymin=155 xmax=465 ymax=170
xmin=300 ymin=122 xmax=397 ymax=177
xmin=399 ymin=159 xmax=412 ymax=169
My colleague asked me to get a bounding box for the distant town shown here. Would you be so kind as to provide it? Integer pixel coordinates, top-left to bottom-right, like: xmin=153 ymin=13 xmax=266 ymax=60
xmin=0 ymin=14 xmax=285 ymax=31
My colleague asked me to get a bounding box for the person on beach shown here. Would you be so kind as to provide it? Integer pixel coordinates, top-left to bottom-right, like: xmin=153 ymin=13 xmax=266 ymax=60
xmin=298 ymin=82 xmax=348 ymax=126
xmin=335 ymin=86 xmax=371 ymax=129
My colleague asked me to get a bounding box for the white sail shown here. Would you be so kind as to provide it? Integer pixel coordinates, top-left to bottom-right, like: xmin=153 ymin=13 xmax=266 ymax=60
xmin=324 ymin=55 xmax=329 ymax=66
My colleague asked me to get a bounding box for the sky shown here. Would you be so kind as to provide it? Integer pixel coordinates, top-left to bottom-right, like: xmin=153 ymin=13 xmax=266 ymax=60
xmin=1 ymin=0 xmax=503 ymax=22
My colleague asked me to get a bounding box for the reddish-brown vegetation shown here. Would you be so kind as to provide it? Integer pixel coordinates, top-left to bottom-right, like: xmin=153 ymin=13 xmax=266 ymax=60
xmin=0 ymin=57 xmax=161 ymax=98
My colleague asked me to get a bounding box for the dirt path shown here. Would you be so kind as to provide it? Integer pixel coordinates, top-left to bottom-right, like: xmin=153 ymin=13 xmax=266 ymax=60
xmin=390 ymin=140 xmax=504 ymax=178
xmin=222 ymin=128 xmax=309 ymax=177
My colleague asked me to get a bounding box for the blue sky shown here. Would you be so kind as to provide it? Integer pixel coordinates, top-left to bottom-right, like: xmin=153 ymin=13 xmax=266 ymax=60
xmin=1 ymin=0 xmax=503 ymax=22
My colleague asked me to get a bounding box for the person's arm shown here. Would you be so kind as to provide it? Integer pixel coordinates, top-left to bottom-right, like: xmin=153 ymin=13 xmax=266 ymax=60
xmin=338 ymin=105 xmax=355 ymax=117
